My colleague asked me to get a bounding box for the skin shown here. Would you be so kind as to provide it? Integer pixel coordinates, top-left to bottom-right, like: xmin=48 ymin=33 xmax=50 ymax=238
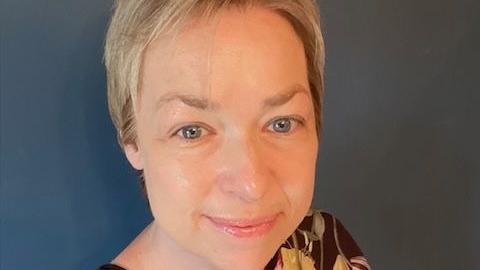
xmin=114 ymin=6 xmax=319 ymax=270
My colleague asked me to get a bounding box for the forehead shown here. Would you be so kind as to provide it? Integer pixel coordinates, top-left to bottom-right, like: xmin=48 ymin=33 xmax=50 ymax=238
xmin=140 ymin=6 xmax=309 ymax=105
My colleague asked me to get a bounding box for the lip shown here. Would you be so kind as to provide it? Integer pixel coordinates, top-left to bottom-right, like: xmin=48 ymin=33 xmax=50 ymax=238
xmin=205 ymin=213 xmax=279 ymax=238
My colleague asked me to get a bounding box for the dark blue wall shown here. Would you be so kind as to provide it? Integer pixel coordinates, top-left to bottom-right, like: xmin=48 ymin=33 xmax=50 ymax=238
xmin=1 ymin=0 xmax=478 ymax=269
xmin=0 ymin=1 xmax=151 ymax=269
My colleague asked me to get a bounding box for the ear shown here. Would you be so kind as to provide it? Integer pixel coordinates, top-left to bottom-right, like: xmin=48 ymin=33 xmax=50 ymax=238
xmin=124 ymin=143 xmax=144 ymax=170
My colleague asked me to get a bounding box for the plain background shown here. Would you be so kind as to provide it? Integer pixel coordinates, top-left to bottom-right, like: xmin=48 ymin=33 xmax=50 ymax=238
xmin=1 ymin=0 xmax=478 ymax=269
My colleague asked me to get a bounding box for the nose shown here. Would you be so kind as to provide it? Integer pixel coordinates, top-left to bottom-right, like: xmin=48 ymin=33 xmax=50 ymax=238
xmin=216 ymin=135 xmax=271 ymax=203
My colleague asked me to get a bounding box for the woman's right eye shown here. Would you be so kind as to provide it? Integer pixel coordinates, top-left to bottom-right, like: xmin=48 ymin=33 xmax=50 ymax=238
xmin=173 ymin=125 xmax=206 ymax=142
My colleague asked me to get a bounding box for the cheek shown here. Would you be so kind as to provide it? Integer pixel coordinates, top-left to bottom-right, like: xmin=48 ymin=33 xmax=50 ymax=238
xmin=142 ymin=150 xmax=214 ymax=217
xmin=270 ymin=140 xmax=317 ymax=212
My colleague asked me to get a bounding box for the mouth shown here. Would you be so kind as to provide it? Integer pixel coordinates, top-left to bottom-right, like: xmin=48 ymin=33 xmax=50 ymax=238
xmin=205 ymin=213 xmax=279 ymax=238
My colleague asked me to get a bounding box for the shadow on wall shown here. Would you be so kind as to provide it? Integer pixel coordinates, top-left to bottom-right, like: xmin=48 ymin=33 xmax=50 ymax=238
xmin=314 ymin=1 xmax=478 ymax=268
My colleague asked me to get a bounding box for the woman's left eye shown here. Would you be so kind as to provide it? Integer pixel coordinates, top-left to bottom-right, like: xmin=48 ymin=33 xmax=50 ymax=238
xmin=267 ymin=116 xmax=305 ymax=134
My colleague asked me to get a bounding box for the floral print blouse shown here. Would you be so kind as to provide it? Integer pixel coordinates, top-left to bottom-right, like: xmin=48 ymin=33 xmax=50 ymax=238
xmin=264 ymin=209 xmax=370 ymax=270
xmin=97 ymin=209 xmax=370 ymax=270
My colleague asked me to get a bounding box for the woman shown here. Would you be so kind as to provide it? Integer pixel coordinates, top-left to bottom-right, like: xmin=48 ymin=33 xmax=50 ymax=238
xmin=99 ymin=0 xmax=370 ymax=269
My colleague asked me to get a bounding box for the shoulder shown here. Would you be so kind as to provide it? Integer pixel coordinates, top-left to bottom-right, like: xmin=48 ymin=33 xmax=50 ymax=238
xmin=281 ymin=208 xmax=371 ymax=270
xmin=97 ymin=224 xmax=152 ymax=270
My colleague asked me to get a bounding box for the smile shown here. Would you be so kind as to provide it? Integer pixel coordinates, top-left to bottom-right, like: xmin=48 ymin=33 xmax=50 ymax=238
xmin=205 ymin=214 xmax=279 ymax=238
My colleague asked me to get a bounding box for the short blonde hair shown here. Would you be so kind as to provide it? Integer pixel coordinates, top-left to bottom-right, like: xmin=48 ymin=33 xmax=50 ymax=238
xmin=104 ymin=0 xmax=325 ymax=191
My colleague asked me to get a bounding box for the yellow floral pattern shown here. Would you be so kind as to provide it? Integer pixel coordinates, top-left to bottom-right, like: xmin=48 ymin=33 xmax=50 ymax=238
xmin=278 ymin=247 xmax=316 ymax=270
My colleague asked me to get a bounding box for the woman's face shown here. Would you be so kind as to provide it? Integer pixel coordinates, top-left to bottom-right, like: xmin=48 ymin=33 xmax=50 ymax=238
xmin=125 ymin=6 xmax=318 ymax=270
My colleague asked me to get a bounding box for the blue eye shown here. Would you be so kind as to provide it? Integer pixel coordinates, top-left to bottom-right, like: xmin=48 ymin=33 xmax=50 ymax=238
xmin=175 ymin=125 xmax=204 ymax=141
xmin=272 ymin=118 xmax=292 ymax=133
xmin=268 ymin=116 xmax=304 ymax=134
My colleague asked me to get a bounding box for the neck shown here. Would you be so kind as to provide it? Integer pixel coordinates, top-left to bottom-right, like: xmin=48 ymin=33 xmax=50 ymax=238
xmin=141 ymin=222 xmax=221 ymax=270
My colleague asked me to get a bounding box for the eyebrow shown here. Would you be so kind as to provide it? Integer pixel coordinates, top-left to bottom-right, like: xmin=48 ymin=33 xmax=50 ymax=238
xmin=155 ymin=84 xmax=309 ymax=112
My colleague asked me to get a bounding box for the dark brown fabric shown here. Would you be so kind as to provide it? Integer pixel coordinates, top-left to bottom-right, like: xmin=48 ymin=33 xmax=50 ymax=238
xmin=97 ymin=264 xmax=126 ymax=270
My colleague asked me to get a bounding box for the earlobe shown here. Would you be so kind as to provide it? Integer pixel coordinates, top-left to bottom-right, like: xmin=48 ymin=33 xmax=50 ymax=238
xmin=124 ymin=143 xmax=144 ymax=170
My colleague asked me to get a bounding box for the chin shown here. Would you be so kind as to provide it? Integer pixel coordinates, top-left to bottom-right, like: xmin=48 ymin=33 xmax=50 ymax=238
xmin=211 ymin=253 xmax=274 ymax=270
xmin=204 ymin=236 xmax=280 ymax=270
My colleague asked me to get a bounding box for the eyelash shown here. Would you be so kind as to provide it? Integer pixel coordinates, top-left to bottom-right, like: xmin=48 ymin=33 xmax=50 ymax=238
xmin=171 ymin=115 xmax=306 ymax=143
